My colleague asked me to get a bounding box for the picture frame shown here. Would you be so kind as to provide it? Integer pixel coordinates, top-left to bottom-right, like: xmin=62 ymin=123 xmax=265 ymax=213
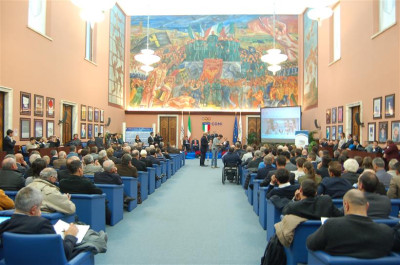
xmin=81 ymin=123 xmax=87 ymax=139
xmin=94 ymin=108 xmax=99 ymax=122
xmin=88 ymin=106 xmax=93 ymax=122
xmin=368 ymin=122 xmax=376 ymax=142
xmin=34 ymin=94 xmax=44 ymax=117
xmin=337 ymin=106 xmax=343 ymax=123
xmin=46 ymin=97 xmax=55 ymax=118
xmin=373 ymin=97 xmax=382 ymax=119
xmin=100 ymin=125 xmax=104 ymax=135
xmin=331 ymin=126 xmax=336 ymax=140
xmin=20 ymin=92 xmax=31 ymax=116
xmin=331 ymin=107 xmax=337 ymax=124
xmin=378 ymin=121 xmax=388 ymax=143
xmin=391 ymin=121 xmax=400 ymax=143
xmin=338 ymin=125 xmax=343 ymax=136
xmin=326 ymin=109 xmax=331 ymax=124
xmin=46 ymin=120 xmax=54 ymax=138
xmin=87 ymin=124 xmax=93 ymax=139
xmin=20 ymin=118 xmax=31 ymax=141
xmin=94 ymin=124 xmax=99 ymax=137
xmin=81 ymin=105 xmax=87 ymax=121
xmin=385 ymin=94 xmax=395 ymax=118
xmin=34 ymin=119 xmax=43 ymax=138
xmin=326 ymin=126 xmax=330 ymax=140
xmin=100 ymin=110 xmax=104 ymax=123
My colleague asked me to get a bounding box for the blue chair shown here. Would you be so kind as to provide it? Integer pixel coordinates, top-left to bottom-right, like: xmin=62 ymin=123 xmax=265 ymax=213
xmin=166 ymin=159 xmax=171 ymax=179
xmin=247 ymin=173 xmax=257 ymax=205
xmin=390 ymin=199 xmax=400 ymax=217
xmin=84 ymin=175 xmax=94 ymax=182
xmin=95 ymin=184 xmax=123 ymax=226
xmin=160 ymin=161 xmax=167 ymax=183
xmin=71 ymin=194 xmax=106 ymax=232
xmin=2 ymin=232 xmax=94 ymax=265
xmin=253 ymin=179 xmax=262 ymax=215
xmin=138 ymin=171 xmax=148 ymax=201
xmin=4 ymin=191 xmax=17 ymax=201
xmin=121 ymin=177 xmax=138 ymax=212
xmin=266 ymin=199 xmax=282 ymax=241
xmin=258 ymin=187 xmax=269 ymax=230
xmin=0 ymin=210 xmax=75 ymax=225
xmin=308 ymin=250 xmax=400 ymax=265
xmin=374 ymin=217 xmax=400 ymax=227
xmin=182 ymin=152 xmax=185 ymax=166
xmin=147 ymin=167 xmax=156 ymax=193
xmin=152 ymin=164 xmax=162 ymax=187
xmin=241 ymin=168 xmax=249 ymax=188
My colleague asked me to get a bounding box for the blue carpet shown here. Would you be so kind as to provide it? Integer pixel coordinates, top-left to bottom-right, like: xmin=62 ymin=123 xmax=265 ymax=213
xmin=95 ymin=159 xmax=266 ymax=265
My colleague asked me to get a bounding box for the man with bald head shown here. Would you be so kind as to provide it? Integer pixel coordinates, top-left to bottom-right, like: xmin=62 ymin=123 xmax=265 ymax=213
xmin=0 ymin=158 xmax=25 ymax=190
xmin=15 ymin=153 xmax=29 ymax=175
xmin=57 ymin=156 xmax=81 ymax=182
xmin=307 ymin=189 xmax=394 ymax=259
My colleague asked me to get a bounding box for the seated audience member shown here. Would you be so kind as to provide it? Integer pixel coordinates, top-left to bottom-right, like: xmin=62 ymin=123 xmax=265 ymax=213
xmin=66 ymin=145 xmax=78 ymax=159
xmin=155 ymin=148 xmax=166 ymax=162
xmin=387 ymin=159 xmax=398 ymax=178
xmin=282 ymin=179 xmax=343 ymax=219
xmin=0 ymin=187 xmax=79 ymax=260
xmin=266 ymin=169 xmax=300 ymax=200
xmin=255 ymin=155 xmax=275 ymax=180
xmin=261 ymin=156 xmax=294 ymax=187
xmin=354 ymin=156 xmax=364 ymax=174
xmin=241 ymin=146 xmax=253 ymax=164
xmin=222 ymin=146 xmax=242 ymax=166
xmin=90 ymin=146 xmax=99 ymax=161
xmin=191 ymin=138 xmax=199 ymax=152
xmin=132 ymin=150 xmax=147 ymax=172
xmin=307 ymin=152 xmax=318 ymax=169
xmin=87 ymin=137 xmax=95 ymax=146
xmin=95 ymin=133 xmax=104 ymax=149
xmin=42 ymin=156 xmax=51 ymax=167
xmin=53 ymin=151 xmax=67 ymax=169
xmin=57 ymin=157 xmax=80 ymax=182
xmin=341 ymin=134 xmax=354 ymax=150
xmin=281 ymin=151 xmax=297 ymax=171
xmin=290 ymin=149 xmax=302 ymax=165
xmin=0 ymin=189 xmax=14 ymax=210
xmin=97 ymin=150 xmax=108 ymax=166
xmin=370 ymin=140 xmax=383 ymax=153
xmin=341 ymin=158 xmax=360 ymax=185
xmin=319 ymin=138 xmax=328 ymax=147
xmin=362 ymin=156 xmax=374 ymax=173
xmin=387 ymin=162 xmax=400 ymax=199
xmin=298 ymin=161 xmax=322 ymax=185
xmin=316 ymin=155 xmax=331 ymax=178
xmin=27 ymin=168 xmax=76 ymax=215
xmin=25 ymin=158 xmax=47 ymax=186
xmin=83 ymin=154 xmax=103 ymax=175
xmin=373 ymin=157 xmax=392 ymax=188
xmin=26 ymin=137 xmax=39 ymax=151
xmin=140 ymin=150 xmax=153 ymax=167
xmin=24 ymin=153 xmax=41 ymax=177
xmin=358 ymin=171 xmax=391 ymax=219
xmin=292 ymin=157 xmax=306 ymax=181
xmin=331 ymin=150 xmax=340 ymax=161
xmin=134 ymin=135 xmax=141 ymax=144
xmin=318 ymin=161 xmax=353 ymax=198
xmin=48 ymin=135 xmax=60 ymax=148
xmin=148 ymin=149 xmax=161 ymax=165
xmin=348 ymin=139 xmax=364 ymax=151
xmin=38 ymin=137 xmax=47 ymax=148
xmin=383 ymin=140 xmax=400 ymax=163
xmin=307 ymin=189 xmax=393 ymax=259
xmin=69 ymin=134 xmax=81 ymax=147
xmin=182 ymin=136 xmax=190 ymax=151
xmin=107 ymin=148 xmax=121 ymax=165
xmin=49 ymin=150 xmax=58 ymax=167
xmin=15 ymin=153 xmax=29 ymax=175
xmin=246 ymin=150 xmax=263 ymax=171
xmin=116 ymin=154 xmax=138 ymax=178
xmin=113 ymin=146 xmax=124 ymax=159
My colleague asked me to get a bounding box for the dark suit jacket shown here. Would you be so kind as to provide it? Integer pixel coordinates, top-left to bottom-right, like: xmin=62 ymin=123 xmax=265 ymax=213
xmin=341 ymin=139 xmax=354 ymax=149
xmin=57 ymin=169 xmax=72 ymax=182
xmin=365 ymin=192 xmax=391 ymax=219
xmin=222 ymin=152 xmax=241 ymax=166
xmin=148 ymin=136 xmax=154 ymax=146
xmin=0 ymin=214 xmax=77 ymax=260
xmin=266 ymin=184 xmax=300 ymax=200
xmin=116 ymin=164 xmax=138 ymax=178
xmin=148 ymin=156 xmax=160 ymax=165
xmin=53 ymin=158 xmax=67 ymax=169
xmin=247 ymin=157 xmax=263 ymax=170
xmin=282 ymin=195 xmax=343 ymax=219
xmin=94 ymin=171 xmax=122 ymax=185
xmin=256 ymin=165 xmax=275 ymax=180
xmin=0 ymin=169 xmax=25 ymax=191
xmin=59 ymin=175 xmax=102 ymax=194
xmin=307 ymin=214 xmax=394 ymax=259
xmin=3 ymin=136 xmax=16 ymax=154
xmin=109 ymin=156 xmax=122 ymax=165
xmin=132 ymin=158 xmax=147 ymax=172
xmin=140 ymin=157 xmax=153 ymax=168
xmin=94 ymin=137 xmax=104 ymax=149
xmin=200 ymin=136 xmax=208 ymax=152
xmin=261 ymin=170 xmax=295 ymax=187
xmin=317 ymin=177 xmax=353 ymax=198
xmin=191 ymin=140 xmax=199 ymax=149
xmin=316 ymin=167 xmax=330 ymax=178
xmin=48 ymin=139 xmax=60 ymax=148
xmin=341 ymin=172 xmax=360 ymax=185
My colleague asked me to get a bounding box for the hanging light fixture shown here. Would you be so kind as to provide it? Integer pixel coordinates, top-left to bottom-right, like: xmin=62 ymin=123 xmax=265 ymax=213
xmin=267 ymin=64 xmax=281 ymax=75
xmin=135 ymin=16 xmax=161 ymax=68
xmin=140 ymin=65 xmax=154 ymax=73
xmin=71 ymin=0 xmax=116 ymax=24
xmin=307 ymin=0 xmax=336 ymax=22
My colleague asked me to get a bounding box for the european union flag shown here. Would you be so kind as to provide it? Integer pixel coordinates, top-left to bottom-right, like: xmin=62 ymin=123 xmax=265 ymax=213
xmin=233 ymin=115 xmax=238 ymax=144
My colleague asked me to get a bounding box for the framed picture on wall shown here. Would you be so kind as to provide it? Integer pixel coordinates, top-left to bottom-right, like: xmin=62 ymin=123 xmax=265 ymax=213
xmin=332 ymin=107 xmax=337 ymax=124
xmin=94 ymin=108 xmax=99 ymax=122
xmin=87 ymin=124 xmax=93 ymax=139
xmin=46 ymin=120 xmax=54 ymax=138
xmin=326 ymin=126 xmax=330 ymax=140
xmin=100 ymin=110 xmax=104 ymax=123
xmin=392 ymin=121 xmax=400 ymax=143
xmin=20 ymin=118 xmax=31 ymax=141
xmin=100 ymin=125 xmax=104 ymax=135
xmin=20 ymin=92 xmax=31 ymax=116
xmin=338 ymin=125 xmax=343 ymax=136
xmin=385 ymin=94 xmax=395 ymax=118
xmin=88 ymin=106 xmax=93 ymax=122
xmin=94 ymin=124 xmax=99 ymax=137
xmin=331 ymin=126 xmax=336 ymax=140
xmin=378 ymin=121 xmax=388 ymax=143
xmin=368 ymin=122 xmax=376 ymax=142
xmin=337 ymin=106 xmax=343 ymax=123
xmin=326 ymin=109 xmax=331 ymax=124
xmin=81 ymin=123 xmax=86 ymax=139
xmin=34 ymin=119 xmax=43 ymax=138
xmin=373 ymin=97 xmax=382 ymax=119
xmin=46 ymin=97 xmax=55 ymax=118
xmin=34 ymin=94 xmax=44 ymax=117
xmin=81 ymin=105 xmax=87 ymax=121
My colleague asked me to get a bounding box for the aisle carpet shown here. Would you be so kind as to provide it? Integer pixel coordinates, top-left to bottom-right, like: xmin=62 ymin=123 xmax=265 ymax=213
xmin=96 ymin=159 xmax=266 ymax=265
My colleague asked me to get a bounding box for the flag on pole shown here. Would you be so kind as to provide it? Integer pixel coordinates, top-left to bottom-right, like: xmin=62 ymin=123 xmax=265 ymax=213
xmin=180 ymin=113 xmax=184 ymax=143
xmin=202 ymin=122 xmax=210 ymax=132
xmin=187 ymin=115 xmax=192 ymax=140
xmin=238 ymin=112 xmax=242 ymax=142
xmin=233 ymin=115 xmax=238 ymax=144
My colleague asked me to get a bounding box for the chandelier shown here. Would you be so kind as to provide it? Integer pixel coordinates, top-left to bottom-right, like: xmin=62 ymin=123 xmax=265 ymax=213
xmin=135 ymin=16 xmax=160 ymax=73
xmin=71 ymin=0 xmax=116 ymax=25
xmin=307 ymin=0 xmax=336 ymax=22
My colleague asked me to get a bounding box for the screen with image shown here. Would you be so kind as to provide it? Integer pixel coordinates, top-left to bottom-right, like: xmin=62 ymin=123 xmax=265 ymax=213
xmin=260 ymin=106 xmax=302 ymax=143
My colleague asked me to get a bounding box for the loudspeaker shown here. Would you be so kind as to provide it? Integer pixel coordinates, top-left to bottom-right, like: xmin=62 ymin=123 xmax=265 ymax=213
xmin=58 ymin=111 xmax=68 ymax=125
xmin=314 ymin=119 xmax=321 ymax=129
xmin=105 ymin=117 xmax=111 ymax=127
xmin=355 ymin=112 xmax=364 ymax=127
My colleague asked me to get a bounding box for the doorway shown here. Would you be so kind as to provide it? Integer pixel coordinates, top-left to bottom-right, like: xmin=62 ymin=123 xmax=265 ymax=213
xmin=159 ymin=116 xmax=177 ymax=147
xmin=0 ymin=92 xmax=4 ymax=151
xmin=351 ymin=105 xmax=360 ymax=141
xmin=247 ymin=116 xmax=261 ymax=145
xmin=62 ymin=104 xmax=73 ymax=145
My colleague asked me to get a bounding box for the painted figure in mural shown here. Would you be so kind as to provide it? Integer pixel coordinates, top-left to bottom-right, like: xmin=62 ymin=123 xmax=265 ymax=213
xmin=202 ymin=82 xmax=211 ymax=106
xmin=212 ymin=81 xmax=222 ymax=107
xmin=131 ymin=84 xmax=144 ymax=106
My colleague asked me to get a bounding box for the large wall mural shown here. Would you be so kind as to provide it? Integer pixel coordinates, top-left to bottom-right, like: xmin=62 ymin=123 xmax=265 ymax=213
xmin=303 ymin=10 xmax=318 ymax=110
xmin=128 ymin=15 xmax=298 ymax=111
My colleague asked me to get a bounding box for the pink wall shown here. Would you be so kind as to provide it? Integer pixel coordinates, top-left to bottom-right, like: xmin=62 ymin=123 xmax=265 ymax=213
xmin=0 ymin=1 xmax=127 ymax=145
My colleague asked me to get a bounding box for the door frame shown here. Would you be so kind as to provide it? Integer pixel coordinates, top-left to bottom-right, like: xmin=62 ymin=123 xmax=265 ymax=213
xmin=345 ymin=101 xmax=363 ymax=144
xmin=158 ymin=114 xmax=178 ymax=148
xmin=246 ymin=115 xmax=259 ymax=145
xmin=0 ymin=86 xmax=13 ymax=136
xmin=59 ymin=100 xmax=78 ymax=145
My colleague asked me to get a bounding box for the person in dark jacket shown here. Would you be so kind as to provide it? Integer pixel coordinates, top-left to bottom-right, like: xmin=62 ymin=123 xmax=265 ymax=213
xmin=200 ymin=133 xmax=208 ymax=167
xmin=0 ymin=158 xmax=25 ymax=191
xmin=341 ymin=158 xmax=360 ymax=185
xmin=3 ymin=129 xmax=16 ymax=154
xmin=266 ymin=169 xmax=299 ymax=200
xmin=222 ymin=146 xmax=241 ymax=166
xmin=131 ymin=150 xmax=147 ymax=172
xmin=318 ymin=161 xmax=353 ymax=198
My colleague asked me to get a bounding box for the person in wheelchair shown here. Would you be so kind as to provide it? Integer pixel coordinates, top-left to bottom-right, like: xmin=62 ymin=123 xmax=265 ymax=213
xmin=222 ymin=146 xmax=242 ymax=168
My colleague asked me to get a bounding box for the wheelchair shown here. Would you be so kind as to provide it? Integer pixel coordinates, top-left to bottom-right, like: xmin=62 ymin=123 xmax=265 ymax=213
xmin=222 ymin=163 xmax=240 ymax=185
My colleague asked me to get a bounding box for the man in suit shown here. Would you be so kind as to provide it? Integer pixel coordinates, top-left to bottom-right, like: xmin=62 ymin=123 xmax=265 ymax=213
xmin=154 ymin=133 xmax=163 ymax=147
xmin=261 ymin=156 xmax=294 ymax=187
xmin=191 ymin=138 xmax=199 ymax=152
xmin=69 ymin=134 xmax=81 ymax=147
xmin=318 ymin=161 xmax=353 ymax=198
xmin=116 ymin=154 xmax=138 ymax=178
xmin=0 ymin=187 xmax=79 ymax=260
xmin=387 ymin=162 xmax=400 ymax=199
xmin=3 ymin=129 xmax=16 ymax=154
xmin=131 ymin=150 xmax=147 ymax=172
xmin=182 ymin=136 xmax=190 ymax=151
xmin=95 ymin=133 xmax=104 ymax=149
xmin=148 ymin=149 xmax=161 ymax=165
xmin=0 ymin=158 xmax=25 ymax=191
xmin=255 ymin=155 xmax=275 ymax=180
xmin=281 ymin=151 xmax=297 ymax=171
xmin=148 ymin=132 xmax=155 ymax=146
xmin=371 ymin=141 xmax=383 ymax=154
xmin=373 ymin=157 xmax=392 ymax=188
xmin=140 ymin=150 xmax=153 ymax=167
xmin=266 ymin=169 xmax=299 ymax=200
xmin=200 ymin=133 xmax=208 ymax=167
xmin=53 ymin=151 xmax=67 ymax=169
xmin=15 ymin=153 xmax=29 ymax=176
xmin=341 ymin=134 xmax=354 ymax=150
xmin=307 ymin=189 xmax=394 ymax=259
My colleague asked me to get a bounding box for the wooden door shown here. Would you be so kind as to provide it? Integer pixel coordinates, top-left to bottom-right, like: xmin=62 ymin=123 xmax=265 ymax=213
xmin=247 ymin=117 xmax=261 ymax=145
xmin=351 ymin=106 xmax=360 ymax=140
xmin=62 ymin=105 xmax=73 ymax=145
xmin=160 ymin=116 xmax=177 ymax=147
xmin=0 ymin=92 xmax=4 ymax=151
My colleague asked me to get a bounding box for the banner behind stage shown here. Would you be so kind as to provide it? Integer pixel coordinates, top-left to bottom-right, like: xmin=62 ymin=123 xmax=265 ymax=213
xmin=126 ymin=127 xmax=153 ymax=144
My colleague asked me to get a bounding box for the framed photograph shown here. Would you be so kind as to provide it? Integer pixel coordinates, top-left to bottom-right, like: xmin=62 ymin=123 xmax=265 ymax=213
xmin=331 ymin=107 xmax=337 ymax=124
xmin=373 ymin=97 xmax=382 ymax=119
xmin=46 ymin=97 xmax=55 ymax=118
xmin=88 ymin=106 xmax=93 ymax=122
xmin=326 ymin=109 xmax=331 ymax=124
xmin=34 ymin=119 xmax=43 ymax=138
xmin=88 ymin=124 xmax=93 ymax=139
xmin=81 ymin=105 xmax=87 ymax=121
xmin=20 ymin=92 xmax=31 ymax=116
xmin=392 ymin=121 xmax=400 ymax=143
xmin=331 ymin=126 xmax=336 ymax=140
xmin=20 ymin=118 xmax=31 ymax=141
xmin=94 ymin=108 xmax=99 ymax=122
xmin=338 ymin=125 xmax=343 ymax=136
xmin=378 ymin=121 xmax=388 ymax=143
xmin=94 ymin=124 xmax=99 ymax=137
xmin=326 ymin=126 xmax=330 ymax=140
xmin=46 ymin=120 xmax=54 ymax=138
xmin=385 ymin=94 xmax=395 ymax=118
xmin=34 ymin=94 xmax=44 ymax=117
xmin=100 ymin=110 xmax=104 ymax=123
xmin=80 ymin=123 xmax=87 ymax=139
xmin=100 ymin=125 xmax=104 ymax=135
xmin=337 ymin=106 xmax=343 ymax=123
xmin=368 ymin=122 xmax=376 ymax=142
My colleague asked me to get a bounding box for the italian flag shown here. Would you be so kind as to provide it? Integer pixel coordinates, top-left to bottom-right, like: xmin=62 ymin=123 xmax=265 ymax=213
xmin=202 ymin=122 xmax=210 ymax=133
xmin=187 ymin=115 xmax=192 ymax=140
